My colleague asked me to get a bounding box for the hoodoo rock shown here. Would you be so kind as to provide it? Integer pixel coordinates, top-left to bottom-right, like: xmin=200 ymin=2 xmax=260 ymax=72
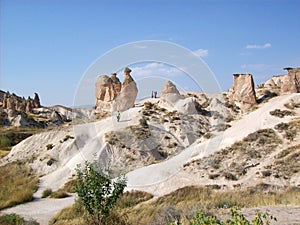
xmin=281 ymin=67 xmax=300 ymax=93
xmin=95 ymin=74 xmax=122 ymax=112
xmin=1 ymin=92 xmax=42 ymax=113
xmin=228 ymin=73 xmax=257 ymax=110
xmin=112 ymin=67 xmax=138 ymax=112
xmin=95 ymin=67 xmax=138 ymax=112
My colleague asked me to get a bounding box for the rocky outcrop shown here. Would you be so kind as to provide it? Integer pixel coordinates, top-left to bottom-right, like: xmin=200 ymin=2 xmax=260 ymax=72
xmin=263 ymin=67 xmax=300 ymax=94
xmin=1 ymin=91 xmax=41 ymax=113
xmin=228 ymin=73 xmax=257 ymax=110
xmin=281 ymin=67 xmax=300 ymax=93
xmin=159 ymin=81 xmax=197 ymax=114
xmin=264 ymin=75 xmax=285 ymax=88
xmin=95 ymin=68 xmax=138 ymax=112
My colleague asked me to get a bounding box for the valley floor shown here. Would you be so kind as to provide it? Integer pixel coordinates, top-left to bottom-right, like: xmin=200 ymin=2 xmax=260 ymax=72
xmin=1 ymin=196 xmax=299 ymax=225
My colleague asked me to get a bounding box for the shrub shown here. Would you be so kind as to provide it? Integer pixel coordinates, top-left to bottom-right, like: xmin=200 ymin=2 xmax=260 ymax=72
xmin=0 ymin=135 xmax=12 ymax=148
xmin=0 ymin=214 xmax=24 ymax=225
xmin=75 ymin=161 xmax=127 ymax=224
xmin=47 ymin=158 xmax=56 ymax=166
xmin=169 ymin=207 xmax=277 ymax=225
xmin=223 ymin=172 xmax=238 ymax=181
xmin=139 ymin=116 xmax=148 ymax=128
xmin=269 ymin=109 xmax=295 ymax=118
xmin=42 ymin=188 xmax=53 ymax=198
xmin=51 ymin=190 xmax=69 ymax=198
xmin=46 ymin=143 xmax=54 ymax=150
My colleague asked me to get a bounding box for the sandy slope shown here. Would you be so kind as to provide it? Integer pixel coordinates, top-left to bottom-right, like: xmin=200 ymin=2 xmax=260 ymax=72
xmin=125 ymin=93 xmax=300 ymax=195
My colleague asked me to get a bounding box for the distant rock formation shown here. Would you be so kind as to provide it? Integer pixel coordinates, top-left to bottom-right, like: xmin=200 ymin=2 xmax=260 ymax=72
xmin=228 ymin=73 xmax=257 ymax=110
xmin=281 ymin=67 xmax=300 ymax=93
xmin=0 ymin=91 xmax=41 ymax=113
xmin=95 ymin=73 xmax=122 ymax=112
xmin=95 ymin=67 xmax=138 ymax=112
xmin=160 ymin=80 xmax=183 ymax=103
xmin=159 ymin=80 xmax=197 ymax=114
xmin=263 ymin=67 xmax=300 ymax=94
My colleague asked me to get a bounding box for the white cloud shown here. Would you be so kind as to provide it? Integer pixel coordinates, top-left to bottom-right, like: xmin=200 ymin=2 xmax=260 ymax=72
xmin=193 ymin=49 xmax=208 ymax=57
xmin=131 ymin=62 xmax=184 ymax=78
xmin=245 ymin=43 xmax=272 ymax=49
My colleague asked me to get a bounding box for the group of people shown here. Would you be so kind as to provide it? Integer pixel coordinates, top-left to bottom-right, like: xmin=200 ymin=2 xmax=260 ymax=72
xmin=151 ymin=91 xmax=158 ymax=98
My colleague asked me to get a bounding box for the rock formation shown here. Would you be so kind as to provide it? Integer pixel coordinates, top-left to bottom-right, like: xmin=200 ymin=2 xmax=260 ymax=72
xmin=159 ymin=81 xmax=197 ymax=114
xmin=95 ymin=68 xmax=138 ymax=112
xmin=228 ymin=73 xmax=257 ymax=110
xmin=281 ymin=67 xmax=300 ymax=93
xmin=263 ymin=67 xmax=300 ymax=94
xmin=0 ymin=91 xmax=41 ymax=113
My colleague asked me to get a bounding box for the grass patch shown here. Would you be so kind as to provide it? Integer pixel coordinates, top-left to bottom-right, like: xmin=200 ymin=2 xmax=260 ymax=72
xmin=0 ymin=213 xmax=39 ymax=225
xmin=116 ymin=190 xmax=153 ymax=208
xmin=0 ymin=161 xmax=39 ymax=210
xmin=124 ymin=185 xmax=300 ymax=224
xmin=50 ymin=190 xmax=70 ymax=199
xmin=50 ymin=185 xmax=300 ymax=225
xmin=49 ymin=190 xmax=152 ymax=225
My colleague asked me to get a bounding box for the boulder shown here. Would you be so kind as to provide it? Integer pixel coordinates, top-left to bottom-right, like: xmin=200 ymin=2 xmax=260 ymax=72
xmin=159 ymin=81 xmax=197 ymax=114
xmin=160 ymin=81 xmax=183 ymax=105
xmin=228 ymin=73 xmax=257 ymax=110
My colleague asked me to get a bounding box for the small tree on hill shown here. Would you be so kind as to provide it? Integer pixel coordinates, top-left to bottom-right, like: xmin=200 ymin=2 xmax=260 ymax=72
xmin=75 ymin=161 xmax=127 ymax=225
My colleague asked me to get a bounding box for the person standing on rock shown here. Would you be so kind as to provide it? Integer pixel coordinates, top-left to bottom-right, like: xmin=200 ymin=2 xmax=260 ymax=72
xmin=116 ymin=110 xmax=121 ymax=122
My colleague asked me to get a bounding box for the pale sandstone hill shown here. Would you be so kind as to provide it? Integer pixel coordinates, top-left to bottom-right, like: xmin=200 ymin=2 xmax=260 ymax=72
xmin=1 ymin=93 xmax=300 ymax=225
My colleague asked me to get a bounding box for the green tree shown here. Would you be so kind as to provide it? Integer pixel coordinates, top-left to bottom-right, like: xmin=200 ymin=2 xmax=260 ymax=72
xmin=75 ymin=161 xmax=127 ymax=224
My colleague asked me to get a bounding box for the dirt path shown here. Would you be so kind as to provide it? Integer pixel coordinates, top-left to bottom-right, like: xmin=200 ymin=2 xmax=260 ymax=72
xmin=0 ymin=196 xmax=75 ymax=225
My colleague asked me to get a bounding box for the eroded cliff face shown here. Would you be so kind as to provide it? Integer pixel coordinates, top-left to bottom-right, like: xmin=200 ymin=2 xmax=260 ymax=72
xmin=95 ymin=67 xmax=138 ymax=113
xmin=228 ymin=73 xmax=257 ymax=111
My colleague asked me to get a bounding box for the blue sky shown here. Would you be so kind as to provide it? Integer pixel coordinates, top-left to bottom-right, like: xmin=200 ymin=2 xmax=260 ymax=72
xmin=1 ymin=0 xmax=300 ymax=106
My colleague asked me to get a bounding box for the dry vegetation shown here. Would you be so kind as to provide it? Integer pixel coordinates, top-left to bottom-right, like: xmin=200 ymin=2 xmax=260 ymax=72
xmin=274 ymin=118 xmax=300 ymax=141
xmin=184 ymin=129 xmax=282 ymax=181
xmin=269 ymin=109 xmax=295 ymax=118
xmin=0 ymin=127 xmax=42 ymax=158
xmin=50 ymin=185 xmax=300 ymax=225
xmin=0 ymin=161 xmax=39 ymax=210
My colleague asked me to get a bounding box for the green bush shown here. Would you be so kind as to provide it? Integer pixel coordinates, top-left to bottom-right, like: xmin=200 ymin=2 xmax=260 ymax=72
xmin=75 ymin=161 xmax=127 ymax=224
xmin=0 ymin=135 xmax=11 ymax=148
xmin=46 ymin=143 xmax=54 ymax=150
xmin=42 ymin=188 xmax=53 ymax=198
xmin=0 ymin=214 xmax=24 ymax=225
xmin=169 ymin=207 xmax=277 ymax=225
xmin=139 ymin=116 xmax=148 ymax=128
